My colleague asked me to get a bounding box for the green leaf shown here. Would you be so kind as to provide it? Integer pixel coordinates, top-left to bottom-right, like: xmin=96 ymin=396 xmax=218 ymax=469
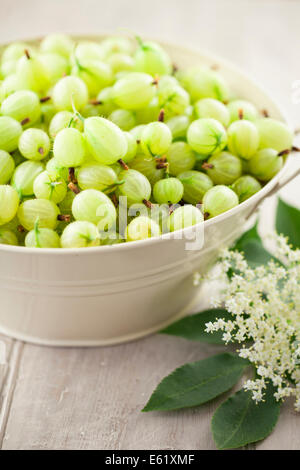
xmin=212 ymin=383 xmax=281 ymax=449
xmin=160 ymin=308 xmax=233 ymax=345
xmin=232 ymin=223 xmax=274 ymax=268
xmin=276 ymin=198 xmax=300 ymax=248
xmin=142 ymin=353 xmax=250 ymax=412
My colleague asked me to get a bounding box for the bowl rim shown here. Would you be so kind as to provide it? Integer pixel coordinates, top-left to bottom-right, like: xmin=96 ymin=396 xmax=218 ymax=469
xmin=0 ymin=33 xmax=294 ymax=256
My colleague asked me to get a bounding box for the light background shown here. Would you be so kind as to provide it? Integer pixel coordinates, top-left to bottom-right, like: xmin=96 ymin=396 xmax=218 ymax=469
xmin=0 ymin=0 xmax=299 ymax=450
xmin=1 ymin=0 xmax=299 ymax=207
xmin=1 ymin=0 xmax=300 ymax=124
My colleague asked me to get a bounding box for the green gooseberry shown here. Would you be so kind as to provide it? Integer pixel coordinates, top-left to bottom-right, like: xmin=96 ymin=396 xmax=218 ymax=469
xmin=153 ymin=177 xmax=184 ymax=204
xmin=231 ymin=175 xmax=262 ymax=202
xmin=178 ymin=170 xmax=213 ymax=204
xmin=204 ymin=151 xmax=242 ymax=185
xmin=203 ymin=185 xmax=239 ymax=218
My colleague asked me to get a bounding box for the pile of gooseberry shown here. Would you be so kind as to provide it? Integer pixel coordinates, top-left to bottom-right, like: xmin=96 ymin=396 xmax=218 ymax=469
xmin=0 ymin=34 xmax=294 ymax=248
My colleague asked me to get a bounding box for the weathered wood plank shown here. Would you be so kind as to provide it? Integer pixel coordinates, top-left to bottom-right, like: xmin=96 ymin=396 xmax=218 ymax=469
xmin=2 ymin=336 xmax=226 ymax=450
xmin=256 ymin=401 xmax=300 ymax=451
xmin=0 ymin=337 xmax=23 ymax=448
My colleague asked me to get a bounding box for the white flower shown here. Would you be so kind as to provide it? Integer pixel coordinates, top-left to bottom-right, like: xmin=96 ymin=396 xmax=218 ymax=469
xmin=222 ymin=332 xmax=232 ymax=343
xmin=252 ymin=390 xmax=264 ymax=403
xmin=205 ymin=322 xmax=215 ymax=333
xmin=205 ymin=234 xmax=300 ymax=409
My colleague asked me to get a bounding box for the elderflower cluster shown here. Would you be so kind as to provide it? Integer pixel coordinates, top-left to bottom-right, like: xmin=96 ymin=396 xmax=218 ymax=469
xmin=205 ymin=234 xmax=300 ymax=410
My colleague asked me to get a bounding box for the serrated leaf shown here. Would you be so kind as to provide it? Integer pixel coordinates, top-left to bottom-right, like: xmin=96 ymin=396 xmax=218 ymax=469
xmin=232 ymin=223 xmax=275 ymax=268
xmin=160 ymin=308 xmax=233 ymax=345
xmin=143 ymin=353 xmax=250 ymax=412
xmin=212 ymin=383 xmax=281 ymax=450
xmin=276 ymin=198 xmax=300 ymax=248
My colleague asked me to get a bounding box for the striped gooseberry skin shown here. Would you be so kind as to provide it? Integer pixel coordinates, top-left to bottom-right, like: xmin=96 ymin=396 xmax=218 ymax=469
xmin=153 ymin=177 xmax=184 ymax=205
xmin=60 ymin=221 xmax=100 ymax=248
xmin=77 ymin=164 xmax=118 ymax=192
xmin=84 ymin=116 xmax=128 ymax=165
xmin=33 ymin=171 xmax=67 ymax=204
xmin=203 ymin=185 xmax=239 ymax=218
xmin=25 ymin=227 xmax=61 ymax=248
xmin=178 ymin=170 xmax=213 ymax=205
xmin=0 ymin=185 xmax=20 ymax=225
xmin=231 ymin=175 xmax=262 ymax=203
xmin=187 ymin=118 xmax=227 ymax=156
xmin=49 ymin=111 xmax=83 ymax=139
xmin=17 ymin=199 xmax=60 ymax=231
xmin=52 ymin=76 xmax=88 ymax=112
xmin=205 ymin=152 xmax=242 ymax=185
xmin=112 ymin=72 xmax=156 ymax=110
xmin=256 ymin=118 xmax=293 ymax=153
xmin=0 ymin=116 xmax=23 ymax=152
xmin=12 ymin=161 xmax=45 ymax=197
xmin=248 ymin=149 xmax=283 ymax=182
xmin=0 ymin=229 xmax=18 ymax=246
xmin=1 ymin=90 xmax=41 ymax=127
xmin=227 ymin=120 xmax=259 ymax=160
xmin=72 ymin=189 xmax=116 ymax=230
xmin=18 ymin=128 xmax=50 ymax=161
xmin=117 ymin=169 xmax=151 ymax=205
xmin=167 ymin=204 xmax=204 ymax=232
xmin=166 ymin=141 xmax=196 ymax=176
xmin=125 ymin=216 xmax=161 ymax=242
xmin=140 ymin=122 xmax=172 ymax=157
xmin=0 ymin=150 xmax=15 ymax=184
xmin=53 ymin=128 xmax=86 ymax=167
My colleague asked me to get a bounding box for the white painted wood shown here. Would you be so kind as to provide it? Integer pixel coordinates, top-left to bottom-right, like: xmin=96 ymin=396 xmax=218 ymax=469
xmin=0 ymin=0 xmax=299 ymax=450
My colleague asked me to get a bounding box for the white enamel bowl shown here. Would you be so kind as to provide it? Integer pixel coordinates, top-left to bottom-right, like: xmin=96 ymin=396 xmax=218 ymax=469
xmin=0 ymin=36 xmax=292 ymax=346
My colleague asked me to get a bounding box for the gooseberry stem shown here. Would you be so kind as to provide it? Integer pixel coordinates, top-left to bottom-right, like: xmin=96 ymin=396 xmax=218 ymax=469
xmin=89 ymin=99 xmax=103 ymax=106
xmin=118 ymin=159 xmax=129 ymax=170
xmin=156 ymin=161 xmax=168 ymax=169
xmin=24 ymin=49 xmax=31 ymax=60
xmin=278 ymin=149 xmax=290 ymax=156
xmin=68 ymin=167 xmax=77 ymax=183
xmin=57 ymin=214 xmax=71 ymax=222
xmin=158 ymin=109 xmax=165 ymax=122
xmin=40 ymin=96 xmax=51 ymax=103
xmin=143 ymin=199 xmax=153 ymax=209
xmin=21 ymin=117 xmax=30 ymax=126
xmin=155 ymin=155 xmax=167 ymax=169
xmin=68 ymin=182 xmax=80 ymax=194
xmin=111 ymin=193 xmax=119 ymax=208
xmin=202 ymin=162 xmax=214 ymax=170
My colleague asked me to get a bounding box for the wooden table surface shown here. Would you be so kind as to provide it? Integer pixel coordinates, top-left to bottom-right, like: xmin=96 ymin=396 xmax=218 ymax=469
xmin=0 ymin=0 xmax=299 ymax=450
